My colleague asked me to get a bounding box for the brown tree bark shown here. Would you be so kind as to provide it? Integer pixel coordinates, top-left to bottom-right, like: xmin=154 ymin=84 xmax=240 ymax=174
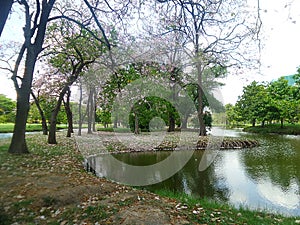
xmin=9 ymin=87 xmax=31 ymax=154
xmin=87 ymin=88 xmax=94 ymax=134
xmin=48 ymin=90 xmax=66 ymax=144
xmin=182 ymin=115 xmax=188 ymax=129
xmin=77 ymin=82 xmax=83 ymax=136
xmin=134 ymin=110 xmax=139 ymax=134
xmin=93 ymin=89 xmax=97 ymax=132
xmin=63 ymin=87 xmax=73 ymax=137
xmin=48 ymin=61 xmax=94 ymax=144
xmin=31 ymin=91 xmax=48 ymax=135
xmin=9 ymin=47 xmax=39 ymax=153
xmin=9 ymin=0 xmax=56 ymax=154
xmin=196 ymin=63 xmax=207 ymax=136
xmin=168 ymin=114 xmax=175 ymax=132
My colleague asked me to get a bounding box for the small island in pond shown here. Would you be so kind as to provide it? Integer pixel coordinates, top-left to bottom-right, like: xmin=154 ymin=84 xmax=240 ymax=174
xmin=92 ymin=130 xmax=260 ymax=154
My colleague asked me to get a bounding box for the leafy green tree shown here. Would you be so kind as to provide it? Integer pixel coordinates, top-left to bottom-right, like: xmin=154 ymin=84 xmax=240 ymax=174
xmin=100 ymin=62 xmax=184 ymax=133
xmin=267 ymin=77 xmax=295 ymax=127
xmin=183 ymin=65 xmax=226 ymax=130
xmin=129 ymin=96 xmax=180 ymax=132
xmin=6 ymin=0 xmax=56 ymax=153
xmin=0 ymin=94 xmax=16 ymax=123
xmin=293 ymin=67 xmax=300 ymax=86
xmin=96 ymin=110 xmax=111 ymax=128
xmin=236 ymin=81 xmax=269 ymax=126
xmin=233 ymin=72 xmax=300 ymax=127
xmin=28 ymin=97 xmax=67 ymax=124
xmin=4 ymin=0 xmax=130 ymax=153
xmin=155 ymin=0 xmax=257 ymax=136
xmin=225 ymin=104 xmax=242 ymax=126
xmin=45 ymin=20 xmax=107 ymax=144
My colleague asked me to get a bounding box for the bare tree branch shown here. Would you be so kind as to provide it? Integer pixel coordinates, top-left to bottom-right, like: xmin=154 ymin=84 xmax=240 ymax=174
xmin=83 ymin=0 xmax=111 ymax=50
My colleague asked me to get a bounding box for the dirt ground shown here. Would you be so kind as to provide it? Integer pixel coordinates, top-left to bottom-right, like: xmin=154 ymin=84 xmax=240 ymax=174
xmin=0 ymin=134 xmax=197 ymax=225
xmin=1 ymin=132 xmax=295 ymax=225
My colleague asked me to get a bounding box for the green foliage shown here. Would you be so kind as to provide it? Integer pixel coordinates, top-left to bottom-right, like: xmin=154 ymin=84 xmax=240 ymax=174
xmin=96 ymin=110 xmax=111 ymax=126
xmin=235 ymin=81 xmax=269 ymax=126
xmin=28 ymin=98 xmax=67 ymax=124
xmin=190 ymin=111 xmax=212 ymax=128
xmin=100 ymin=62 xmax=185 ymax=130
xmin=225 ymin=104 xmax=243 ymax=126
xmin=153 ymin=189 xmax=299 ymax=225
xmin=293 ymin=66 xmax=300 ymax=86
xmin=244 ymin=123 xmax=300 ymax=135
xmin=47 ymin=21 xmax=107 ymax=75
xmin=0 ymin=94 xmax=16 ymax=123
xmin=228 ymin=68 xmax=300 ymax=127
xmin=99 ymin=61 xmax=226 ymax=131
xmin=0 ymin=123 xmax=67 ymax=133
xmin=129 ymin=96 xmax=180 ymax=132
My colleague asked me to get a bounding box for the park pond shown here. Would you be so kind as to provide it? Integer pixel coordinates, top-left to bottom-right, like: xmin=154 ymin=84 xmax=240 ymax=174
xmin=82 ymin=128 xmax=300 ymax=216
xmin=0 ymin=133 xmax=13 ymax=139
xmin=0 ymin=131 xmax=56 ymax=139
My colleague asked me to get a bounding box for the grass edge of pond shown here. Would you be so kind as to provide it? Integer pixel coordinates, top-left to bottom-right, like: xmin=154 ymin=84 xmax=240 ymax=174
xmin=0 ymin=132 xmax=299 ymax=225
xmin=152 ymin=189 xmax=300 ymax=225
xmin=243 ymin=123 xmax=300 ymax=135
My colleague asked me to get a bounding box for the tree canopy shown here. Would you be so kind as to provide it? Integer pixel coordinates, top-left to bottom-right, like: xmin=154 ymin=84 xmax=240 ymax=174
xmin=0 ymin=0 xmax=263 ymax=153
xmin=0 ymin=94 xmax=16 ymax=123
xmin=227 ymin=69 xmax=300 ymax=127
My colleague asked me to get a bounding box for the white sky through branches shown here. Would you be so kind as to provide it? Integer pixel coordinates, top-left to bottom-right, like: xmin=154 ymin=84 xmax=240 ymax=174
xmin=222 ymin=0 xmax=300 ymax=103
xmin=1 ymin=0 xmax=300 ymax=104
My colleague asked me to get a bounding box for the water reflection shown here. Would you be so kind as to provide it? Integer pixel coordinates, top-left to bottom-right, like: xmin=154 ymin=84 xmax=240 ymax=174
xmin=257 ymin=178 xmax=299 ymax=210
xmin=90 ymin=129 xmax=300 ymax=216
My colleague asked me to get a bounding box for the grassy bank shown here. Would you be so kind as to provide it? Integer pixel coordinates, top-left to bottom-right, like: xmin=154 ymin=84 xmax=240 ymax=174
xmin=244 ymin=123 xmax=300 ymax=135
xmin=153 ymin=189 xmax=299 ymax=225
xmin=0 ymin=132 xmax=299 ymax=224
xmin=0 ymin=123 xmax=68 ymax=133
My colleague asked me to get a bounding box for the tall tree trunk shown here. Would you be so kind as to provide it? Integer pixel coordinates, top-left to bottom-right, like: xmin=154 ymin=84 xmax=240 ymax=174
xmin=197 ymin=64 xmax=206 ymax=136
xmin=8 ymin=89 xmax=30 ymax=154
xmin=280 ymin=118 xmax=284 ymax=128
xmin=134 ymin=112 xmax=139 ymax=134
xmin=49 ymin=59 xmax=90 ymax=142
xmin=87 ymin=88 xmax=94 ymax=134
xmin=182 ymin=115 xmax=188 ymax=129
xmin=63 ymin=87 xmax=73 ymax=137
xmin=48 ymin=88 xmax=67 ymax=144
xmin=8 ymin=0 xmax=56 ymax=153
xmin=113 ymin=116 xmax=118 ymax=128
xmin=93 ymin=89 xmax=97 ymax=132
xmin=168 ymin=80 xmax=176 ymax=132
xmin=9 ymin=47 xmax=36 ymax=153
xmin=93 ymin=107 xmax=97 ymax=132
xmin=252 ymin=119 xmax=256 ymax=127
xmin=31 ymin=91 xmax=48 ymax=135
xmin=0 ymin=0 xmax=13 ymax=36
xmin=48 ymin=101 xmax=62 ymax=144
xmin=168 ymin=114 xmax=175 ymax=132
xmin=78 ymin=82 xmax=83 ymax=136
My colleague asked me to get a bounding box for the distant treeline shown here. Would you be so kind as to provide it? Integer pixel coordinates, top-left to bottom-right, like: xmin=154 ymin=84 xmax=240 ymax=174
xmin=225 ymin=71 xmax=300 ymax=128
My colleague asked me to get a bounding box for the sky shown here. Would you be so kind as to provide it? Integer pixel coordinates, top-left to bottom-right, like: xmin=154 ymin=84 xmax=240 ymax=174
xmin=1 ymin=0 xmax=300 ymax=104
xmin=221 ymin=0 xmax=300 ymax=103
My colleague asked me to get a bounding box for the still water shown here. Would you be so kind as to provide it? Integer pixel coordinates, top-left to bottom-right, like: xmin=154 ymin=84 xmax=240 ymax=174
xmin=91 ymin=129 xmax=300 ymax=216
xmin=0 ymin=133 xmax=13 ymax=139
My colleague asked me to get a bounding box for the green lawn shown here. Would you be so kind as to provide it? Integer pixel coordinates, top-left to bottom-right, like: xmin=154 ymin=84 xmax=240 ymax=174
xmin=0 ymin=123 xmax=68 ymax=133
xmin=0 ymin=132 xmax=299 ymax=224
xmin=153 ymin=189 xmax=300 ymax=225
xmin=243 ymin=123 xmax=300 ymax=135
